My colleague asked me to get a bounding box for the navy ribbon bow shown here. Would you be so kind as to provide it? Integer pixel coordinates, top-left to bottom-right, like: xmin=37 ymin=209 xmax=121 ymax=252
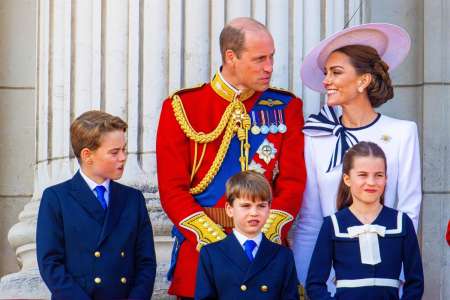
xmin=303 ymin=105 xmax=358 ymax=172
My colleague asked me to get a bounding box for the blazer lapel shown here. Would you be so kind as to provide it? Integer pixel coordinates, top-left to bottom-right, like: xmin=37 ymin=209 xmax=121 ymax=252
xmin=69 ymin=171 xmax=106 ymax=225
xmin=97 ymin=181 xmax=126 ymax=247
xmin=244 ymin=235 xmax=280 ymax=282
xmin=219 ymin=234 xmax=251 ymax=272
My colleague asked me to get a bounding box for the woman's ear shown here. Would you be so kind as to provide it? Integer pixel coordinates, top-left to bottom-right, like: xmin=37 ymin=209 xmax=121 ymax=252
xmin=359 ymin=73 xmax=372 ymax=91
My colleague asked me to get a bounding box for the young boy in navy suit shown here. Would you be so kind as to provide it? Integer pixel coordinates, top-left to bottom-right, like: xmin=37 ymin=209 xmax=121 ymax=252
xmin=37 ymin=110 xmax=157 ymax=300
xmin=194 ymin=171 xmax=299 ymax=300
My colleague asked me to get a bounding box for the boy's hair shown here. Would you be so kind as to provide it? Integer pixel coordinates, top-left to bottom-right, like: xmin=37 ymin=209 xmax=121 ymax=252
xmin=70 ymin=110 xmax=127 ymax=162
xmin=336 ymin=141 xmax=387 ymax=210
xmin=225 ymin=171 xmax=272 ymax=205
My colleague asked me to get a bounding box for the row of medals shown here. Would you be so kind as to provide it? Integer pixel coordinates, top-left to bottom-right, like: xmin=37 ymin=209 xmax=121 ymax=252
xmin=250 ymin=109 xmax=287 ymax=135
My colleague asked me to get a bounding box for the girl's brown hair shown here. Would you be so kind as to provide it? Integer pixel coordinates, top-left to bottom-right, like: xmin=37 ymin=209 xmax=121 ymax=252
xmin=333 ymin=45 xmax=394 ymax=108
xmin=336 ymin=141 xmax=387 ymax=210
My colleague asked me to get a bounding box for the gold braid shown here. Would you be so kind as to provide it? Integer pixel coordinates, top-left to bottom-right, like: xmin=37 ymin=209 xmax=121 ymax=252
xmin=172 ymin=95 xmax=235 ymax=143
xmin=171 ymin=94 xmax=250 ymax=194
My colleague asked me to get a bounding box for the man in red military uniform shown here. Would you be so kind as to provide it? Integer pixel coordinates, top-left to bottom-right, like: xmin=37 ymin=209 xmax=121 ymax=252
xmin=156 ymin=17 xmax=306 ymax=299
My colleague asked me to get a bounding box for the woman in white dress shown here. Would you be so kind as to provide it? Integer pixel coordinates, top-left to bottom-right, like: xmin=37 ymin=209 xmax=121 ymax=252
xmin=291 ymin=23 xmax=422 ymax=290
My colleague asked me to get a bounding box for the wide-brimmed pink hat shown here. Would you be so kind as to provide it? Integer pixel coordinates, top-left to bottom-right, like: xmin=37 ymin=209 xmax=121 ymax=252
xmin=300 ymin=23 xmax=411 ymax=92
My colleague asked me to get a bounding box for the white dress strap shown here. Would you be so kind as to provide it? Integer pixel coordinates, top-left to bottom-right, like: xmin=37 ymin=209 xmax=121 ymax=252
xmin=385 ymin=211 xmax=403 ymax=234
xmin=336 ymin=278 xmax=401 ymax=288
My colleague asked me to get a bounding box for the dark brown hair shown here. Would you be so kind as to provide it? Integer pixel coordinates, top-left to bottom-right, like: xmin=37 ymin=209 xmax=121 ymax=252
xmin=70 ymin=110 xmax=127 ymax=163
xmin=225 ymin=171 xmax=272 ymax=205
xmin=333 ymin=45 xmax=394 ymax=108
xmin=336 ymin=141 xmax=387 ymax=210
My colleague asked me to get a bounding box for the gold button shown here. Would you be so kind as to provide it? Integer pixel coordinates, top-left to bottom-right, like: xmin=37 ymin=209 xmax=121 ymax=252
xmin=240 ymin=284 xmax=247 ymax=291
xmin=121 ymin=251 xmax=125 ymax=257
xmin=94 ymin=277 xmax=102 ymax=284
xmin=120 ymin=277 xmax=127 ymax=284
xmin=260 ymin=284 xmax=268 ymax=292
xmin=94 ymin=251 xmax=101 ymax=258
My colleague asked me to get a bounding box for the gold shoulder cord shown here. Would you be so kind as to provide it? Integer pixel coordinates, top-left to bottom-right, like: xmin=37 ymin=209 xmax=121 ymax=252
xmin=171 ymin=94 xmax=251 ymax=194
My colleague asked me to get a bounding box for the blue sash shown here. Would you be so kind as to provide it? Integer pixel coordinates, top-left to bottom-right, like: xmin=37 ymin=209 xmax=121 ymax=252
xmin=194 ymin=89 xmax=292 ymax=206
xmin=167 ymin=89 xmax=292 ymax=280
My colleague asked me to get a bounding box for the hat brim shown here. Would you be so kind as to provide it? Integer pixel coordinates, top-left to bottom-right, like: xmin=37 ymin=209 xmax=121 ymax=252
xmin=300 ymin=23 xmax=411 ymax=92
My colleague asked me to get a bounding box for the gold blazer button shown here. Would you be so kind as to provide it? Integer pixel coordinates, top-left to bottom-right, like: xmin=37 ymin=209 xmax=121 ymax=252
xmin=121 ymin=251 xmax=125 ymax=257
xmin=94 ymin=251 xmax=101 ymax=258
xmin=120 ymin=277 xmax=127 ymax=284
xmin=260 ymin=285 xmax=268 ymax=292
xmin=240 ymin=284 xmax=247 ymax=291
xmin=94 ymin=277 xmax=102 ymax=284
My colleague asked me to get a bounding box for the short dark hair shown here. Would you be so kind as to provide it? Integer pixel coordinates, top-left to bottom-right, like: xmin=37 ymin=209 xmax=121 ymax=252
xmin=333 ymin=45 xmax=394 ymax=108
xmin=225 ymin=171 xmax=272 ymax=205
xmin=219 ymin=25 xmax=246 ymax=61
xmin=70 ymin=110 xmax=127 ymax=163
xmin=336 ymin=141 xmax=387 ymax=210
xmin=219 ymin=18 xmax=267 ymax=63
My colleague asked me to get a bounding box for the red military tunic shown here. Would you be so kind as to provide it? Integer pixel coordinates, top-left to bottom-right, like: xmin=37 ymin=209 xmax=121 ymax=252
xmin=156 ymin=71 xmax=306 ymax=297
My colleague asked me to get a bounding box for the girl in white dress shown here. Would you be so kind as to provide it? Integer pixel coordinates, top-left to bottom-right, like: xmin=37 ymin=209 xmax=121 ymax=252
xmin=291 ymin=23 xmax=422 ymax=291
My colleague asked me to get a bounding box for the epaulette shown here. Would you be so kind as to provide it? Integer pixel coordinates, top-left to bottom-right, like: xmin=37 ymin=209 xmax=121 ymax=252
xmin=169 ymin=83 xmax=206 ymax=98
xmin=268 ymin=86 xmax=297 ymax=98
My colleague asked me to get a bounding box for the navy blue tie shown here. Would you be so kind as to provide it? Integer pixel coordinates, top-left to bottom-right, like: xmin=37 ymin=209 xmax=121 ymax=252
xmin=243 ymin=240 xmax=257 ymax=262
xmin=94 ymin=185 xmax=107 ymax=210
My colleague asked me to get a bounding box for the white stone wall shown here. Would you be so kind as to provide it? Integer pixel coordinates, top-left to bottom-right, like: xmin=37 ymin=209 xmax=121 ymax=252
xmin=0 ymin=0 xmax=449 ymax=299
xmin=0 ymin=0 xmax=36 ymax=277
xmin=421 ymin=0 xmax=450 ymax=298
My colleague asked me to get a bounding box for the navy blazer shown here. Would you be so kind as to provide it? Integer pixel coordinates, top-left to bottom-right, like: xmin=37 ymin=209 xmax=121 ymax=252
xmin=195 ymin=233 xmax=299 ymax=300
xmin=36 ymin=171 xmax=157 ymax=300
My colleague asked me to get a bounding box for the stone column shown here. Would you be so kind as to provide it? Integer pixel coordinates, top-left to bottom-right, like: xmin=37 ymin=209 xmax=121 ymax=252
xmin=421 ymin=0 xmax=450 ymax=299
xmin=0 ymin=1 xmax=352 ymax=299
xmin=0 ymin=0 xmax=171 ymax=298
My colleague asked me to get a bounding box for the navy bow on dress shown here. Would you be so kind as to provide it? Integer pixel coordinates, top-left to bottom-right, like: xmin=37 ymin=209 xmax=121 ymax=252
xmin=303 ymin=105 xmax=359 ymax=172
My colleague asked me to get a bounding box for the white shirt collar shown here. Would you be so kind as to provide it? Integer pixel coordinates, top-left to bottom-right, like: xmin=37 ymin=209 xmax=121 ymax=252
xmin=233 ymin=229 xmax=263 ymax=248
xmin=79 ymin=169 xmax=110 ymax=192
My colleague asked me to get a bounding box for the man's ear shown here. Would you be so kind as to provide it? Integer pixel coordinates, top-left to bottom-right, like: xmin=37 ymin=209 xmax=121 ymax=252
xmin=224 ymin=49 xmax=237 ymax=65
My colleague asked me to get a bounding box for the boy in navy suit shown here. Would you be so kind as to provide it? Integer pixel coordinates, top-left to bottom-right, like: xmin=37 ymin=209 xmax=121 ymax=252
xmin=37 ymin=110 xmax=157 ymax=300
xmin=194 ymin=171 xmax=299 ymax=300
